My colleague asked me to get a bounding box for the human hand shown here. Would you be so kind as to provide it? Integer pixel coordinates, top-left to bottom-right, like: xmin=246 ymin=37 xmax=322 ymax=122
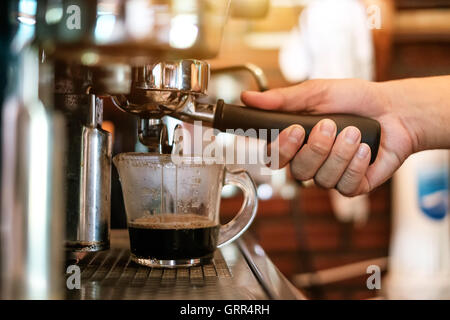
xmin=241 ymin=79 xmax=418 ymax=196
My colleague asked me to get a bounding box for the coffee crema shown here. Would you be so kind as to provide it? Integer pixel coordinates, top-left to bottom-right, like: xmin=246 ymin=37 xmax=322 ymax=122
xmin=129 ymin=213 xmax=217 ymax=229
xmin=128 ymin=213 xmax=219 ymax=261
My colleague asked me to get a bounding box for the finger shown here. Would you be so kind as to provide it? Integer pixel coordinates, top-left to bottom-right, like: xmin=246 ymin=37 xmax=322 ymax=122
xmin=365 ymin=146 xmax=405 ymax=190
xmin=290 ymin=119 xmax=337 ymax=181
xmin=241 ymin=80 xmax=329 ymax=112
xmin=268 ymin=125 xmax=305 ymax=169
xmin=336 ymin=143 xmax=371 ymax=196
xmin=314 ymin=126 xmax=361 ymax=188
xmin=241 ymin=89 xmax=285 ymax=110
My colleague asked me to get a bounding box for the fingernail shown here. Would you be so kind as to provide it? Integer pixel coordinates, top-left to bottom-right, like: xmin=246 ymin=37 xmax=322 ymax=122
xmin=357 ymin=144 xmax=369 ymax=159
xmin=320 ymin=119 xmax=336 ymax=137
xmin=344 ymin=127 xmax=360 ymax=144
xmin=288 ymin=126 xmax=304 ymax=144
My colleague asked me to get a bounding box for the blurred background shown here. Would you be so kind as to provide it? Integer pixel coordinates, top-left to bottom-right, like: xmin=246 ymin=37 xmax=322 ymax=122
xmin=202 ymin=0 xmax=450 ymax=300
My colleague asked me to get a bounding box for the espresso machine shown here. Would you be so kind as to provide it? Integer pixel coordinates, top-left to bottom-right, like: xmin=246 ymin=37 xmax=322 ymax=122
xmin=1 ymin=0 xmax=380 ymax=299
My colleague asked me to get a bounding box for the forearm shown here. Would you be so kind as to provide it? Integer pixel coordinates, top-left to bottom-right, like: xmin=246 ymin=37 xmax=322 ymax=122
xmin=379 ymin=76 xmax=450 ymax=152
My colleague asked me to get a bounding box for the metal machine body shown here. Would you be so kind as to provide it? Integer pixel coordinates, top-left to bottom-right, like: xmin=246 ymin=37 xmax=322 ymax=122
xmin=54 ymin=64 xmax=112 ymax=251
xmin=1 ymin=46 xmax=65 ymax=299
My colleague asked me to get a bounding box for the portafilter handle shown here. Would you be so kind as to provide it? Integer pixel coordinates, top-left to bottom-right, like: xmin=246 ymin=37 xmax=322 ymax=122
xmin=211 ymin=100 xmax=381 ymax=164
xmin=106 ymin=59 xmax=381 ymax=164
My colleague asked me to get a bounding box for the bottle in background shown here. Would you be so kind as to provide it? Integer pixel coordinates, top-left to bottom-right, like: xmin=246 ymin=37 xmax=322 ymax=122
xmin=384 ymin=150 xmax=450 ymax=299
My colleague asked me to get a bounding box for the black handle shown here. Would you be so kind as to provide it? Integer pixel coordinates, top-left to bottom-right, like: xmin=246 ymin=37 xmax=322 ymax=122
xmin=213 ymin=100 xmax=381 ymax=164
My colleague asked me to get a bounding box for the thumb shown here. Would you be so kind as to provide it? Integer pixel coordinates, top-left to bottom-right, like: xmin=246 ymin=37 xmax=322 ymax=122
xmin=241 ymin=80 xmax=329 ymax=113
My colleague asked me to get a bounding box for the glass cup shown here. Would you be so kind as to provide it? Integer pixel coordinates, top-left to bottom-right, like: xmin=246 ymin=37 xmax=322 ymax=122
xmin=113 ymin=153 xmax=258 ymax=267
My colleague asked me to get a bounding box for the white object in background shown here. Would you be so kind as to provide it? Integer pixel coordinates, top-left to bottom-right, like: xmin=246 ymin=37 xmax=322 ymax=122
xmin=279 ymin=0 xmax=374 ymax=82
xmin=279 ymin=0 xmax=374 ymax=225
xmin=384 ymin=150 xmax=450 ymax=299
xmin=329 ymin=189 xmax=370 ymax=227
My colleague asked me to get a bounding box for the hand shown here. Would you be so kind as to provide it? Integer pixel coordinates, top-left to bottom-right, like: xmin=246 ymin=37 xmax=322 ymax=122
xmin=241 ymin=79 xmax=417 ymax=196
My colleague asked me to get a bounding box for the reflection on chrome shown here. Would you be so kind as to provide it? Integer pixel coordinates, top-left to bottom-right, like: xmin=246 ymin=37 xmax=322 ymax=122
xmin=44 ymin=7 xmax=63 ymax=24
xmin=170 ymin=14 xmax=199 ymax=49
xmin=95 ymin=14 xmax=117 ymax=43
xmin=253 ymin=244 xmax=265 ymax=257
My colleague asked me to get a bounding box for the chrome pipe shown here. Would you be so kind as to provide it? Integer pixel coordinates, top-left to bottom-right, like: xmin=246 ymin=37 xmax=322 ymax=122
xmin=0 ymin=47 xmax=65 ymax=299
xmin=65 ymin=94 xmax=112 ymax=252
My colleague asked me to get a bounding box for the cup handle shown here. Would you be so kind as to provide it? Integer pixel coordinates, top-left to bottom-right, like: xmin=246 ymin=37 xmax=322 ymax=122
xmin=217 ymin=168 xmax=258 ymax=248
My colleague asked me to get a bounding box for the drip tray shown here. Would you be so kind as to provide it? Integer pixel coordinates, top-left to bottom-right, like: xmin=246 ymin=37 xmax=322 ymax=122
xmin=64 ymin=230 xmax=303 ymax=300
xmin=65 ymin=230 xmax=265 ymax=300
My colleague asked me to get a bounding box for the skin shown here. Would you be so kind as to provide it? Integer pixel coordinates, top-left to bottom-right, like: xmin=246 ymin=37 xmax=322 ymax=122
xmin=241 ymin=76 xmax=450 ymax=196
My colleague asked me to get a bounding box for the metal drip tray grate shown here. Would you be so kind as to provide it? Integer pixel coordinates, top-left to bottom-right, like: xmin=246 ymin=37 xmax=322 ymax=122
xmin=64 ymin=247 xmax=261 ymax=300
xmin=63 ymin=230 xmax=303 ymax=300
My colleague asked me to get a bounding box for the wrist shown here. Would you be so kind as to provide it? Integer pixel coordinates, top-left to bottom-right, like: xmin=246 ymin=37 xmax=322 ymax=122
xmin=377 ymin=79 xmax=424 ymax=153
xmin=378 ymin=77 xmax=450 ymax=153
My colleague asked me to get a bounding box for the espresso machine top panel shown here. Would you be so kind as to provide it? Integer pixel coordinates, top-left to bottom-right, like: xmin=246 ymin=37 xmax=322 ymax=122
xmin=64 ymin=230 xmax=304 ymax=300
xmin=36 ymin=0 xmax=231 ymax=65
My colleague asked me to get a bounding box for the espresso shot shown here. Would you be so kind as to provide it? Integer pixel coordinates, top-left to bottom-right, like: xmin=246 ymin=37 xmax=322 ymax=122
xmin=128 ymin=213 xmax=220 ymax=262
